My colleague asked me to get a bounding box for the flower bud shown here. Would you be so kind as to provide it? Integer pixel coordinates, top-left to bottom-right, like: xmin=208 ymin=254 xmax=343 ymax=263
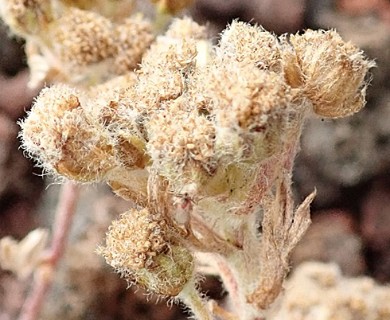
xmin=51 ymin=8 xmax=115 ymax=67
xmin=287 ymin=30 xmax=375 ymax=118
xmin=113 ymin=16 xmax=154 ymax=74
xmin=218 ymin=21 xmax=281 ymax=72
xmin=20 ymin=85 xmax=117 ymax=182
xmin=97 ymin=208 xmax=194 ymax=296
xmin=147 ymin=102 xmax=216 ymax=185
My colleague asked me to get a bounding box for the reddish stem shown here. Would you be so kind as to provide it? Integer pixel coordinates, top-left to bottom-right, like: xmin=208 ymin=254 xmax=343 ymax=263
xmin=214 ymin=256 xmax=241 ymax=314
xmin=18 ymin=181 xmax=79 ymax=320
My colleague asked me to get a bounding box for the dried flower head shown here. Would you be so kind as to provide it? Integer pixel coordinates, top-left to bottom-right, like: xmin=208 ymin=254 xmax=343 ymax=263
xmin=20 ymin=85 xmax=117 ymax=182
xmin=51 ymin=8 xmax=115 ymax=67
xmin=218 ymin=21 xmax=281 ymax=72
xmin=113 ymin=15 xmax=154 ymax=74
xmin=273 ymin=262 xmax=390 ymax=320
xmin=284 ymin=30 xmax=375 ymax=118
xmin=97 ymin=208 xmax=194 ymax=296
xmin=190 ymin=41 xmax=297 ymax=164
xmin=164 ymin=16 xmax=207 ymax=40
xmin=147 ymin=104 xmax=216 ymax=184
xmin=0 ymin=0 xmax=53 ymax=36
xmin=130 ymin=36 xmax=198 ymax=115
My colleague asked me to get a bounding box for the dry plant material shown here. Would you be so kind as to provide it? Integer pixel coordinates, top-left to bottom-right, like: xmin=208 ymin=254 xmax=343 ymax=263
xmin=0 ymin=229 xmax=48 ymax=280
xmin=0 ymin=1 xmax=375 ymax=319
xmin=272 ymin=262 xmax=390 ymax=320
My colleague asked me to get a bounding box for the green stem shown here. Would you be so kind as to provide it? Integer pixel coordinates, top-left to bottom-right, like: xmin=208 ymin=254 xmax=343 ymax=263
xmin=178 ymin=280 xmax=213 ymax=320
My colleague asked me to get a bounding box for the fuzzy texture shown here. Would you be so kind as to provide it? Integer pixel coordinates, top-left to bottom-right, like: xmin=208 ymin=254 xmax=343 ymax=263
xmin=0 ymin=0 xmax=54 ymax=36
xmin=13 ymin=13 xmax=374 ymax=320
xmin=20 ymin=85 xmax=117 ymax=181
xmin=217 ymin=21 xmax=281 ymax=72
xmin=271 ymin=262 xmax=390 ymax=320
xmin=51 ymin=8 xmax=116 ymax=67
xmin=112 ymin=15 xmax=155 ymax=74
xmin=0 ymin=2 xmax=154 ymax=86
xmin=283 ymin=30 xmax=375 ymax=118
xmin=97 ymin=208 xmax=194 ymax=296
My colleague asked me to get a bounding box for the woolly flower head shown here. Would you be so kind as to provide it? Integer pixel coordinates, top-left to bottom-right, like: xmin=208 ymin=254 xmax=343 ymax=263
xmin=19 ymin=18 xmax=374 ymax=195
xmin=51 ymin=8 xmax=115 ymax=67
xmin=284 ymin=30 xmax=375 ymax=118
xmin=147 ymin=103 xmax=216 ymax=185
xmin=113 ymin=15 xmax=154 ymax=74
xmin=20 ymin=85 xmax=117 ymax=181
xmin=217 ymin=21 xmax=281 ymax=72
xmin=97 ymin=208 xmax=194 ymax=296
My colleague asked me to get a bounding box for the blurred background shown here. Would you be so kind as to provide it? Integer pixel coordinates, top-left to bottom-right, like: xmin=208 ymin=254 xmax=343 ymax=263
xmin=0 ymin=0 xmax=389 ymax=319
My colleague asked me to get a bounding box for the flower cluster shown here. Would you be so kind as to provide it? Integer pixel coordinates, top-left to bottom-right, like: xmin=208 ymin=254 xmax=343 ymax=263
xmin=0 ymin=0 xmax=152 ymax=86
xmin=2 ymin=1 xmax=374 ymax=318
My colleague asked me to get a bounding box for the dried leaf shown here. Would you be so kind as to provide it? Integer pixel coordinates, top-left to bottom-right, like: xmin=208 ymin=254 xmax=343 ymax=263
xmin=0 ymin=228 xmax=49 ymax=279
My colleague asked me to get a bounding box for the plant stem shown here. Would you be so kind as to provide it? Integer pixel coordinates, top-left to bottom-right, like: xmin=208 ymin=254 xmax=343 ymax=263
xmin=18 ymin=181 xmax=79 ymax=320
xmin=209 ymin=300 xmax=239 ymax=320
xmin=214 ymin=255 xmax=241 ymax=313
xmin=178 ymin=281 xmax=213 ymax=320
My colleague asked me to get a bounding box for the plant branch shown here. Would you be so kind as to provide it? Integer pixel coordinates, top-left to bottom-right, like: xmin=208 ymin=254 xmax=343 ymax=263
xmin=18 ymin=181 xmax=79 ymax=320
xmin=178 ymin=280 xmax=213 ymax=320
